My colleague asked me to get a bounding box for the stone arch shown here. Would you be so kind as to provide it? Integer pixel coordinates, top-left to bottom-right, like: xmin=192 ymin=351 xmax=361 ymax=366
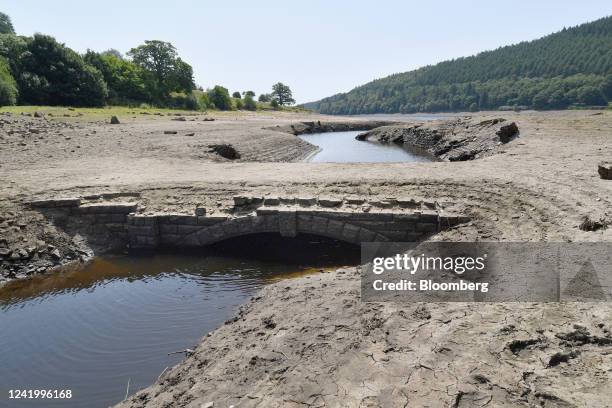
xmin=178 ymin=213 xmax=387 ymax=247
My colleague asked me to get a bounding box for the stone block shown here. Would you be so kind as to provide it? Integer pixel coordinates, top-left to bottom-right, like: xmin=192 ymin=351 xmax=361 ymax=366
xmin=350 ymin=220 xmax=387 ymax=231
xmin=143 ymin=217 xmax=158 ymax=226
xmin=182 ymin=234 xmax=200 ymax=246
xmin=311 ymin=216 xmax=329 ymax=233
xmin=319 ymin=197 xmax=343 ymax=207
xmin=197 ymin=215 xmax=227 ymax=226
xmin=112 ymin=231 xmax=129 ymax=241
xmin=297 ymin=215 xmax=313 ymax=231
xmin=127 ymin=215 xmax=156 ymax=226
xmin=370 ymin=200 xmax=395 ymax=208
xmin=251 ymin=216 xmax=267 ymax=231
xmin=177 ymin=225 xmax=202 ymax=235
xmin=111 ymin=214 xmax=126 ymax=223
xmin=397 ymin=198 xmax=418 ymax=208
xmin=382 ymin=220 xmax=417 ymax=230
xmin=30 ymin=197 xmax=81 ymax=208
xmin=296 ymin=197 xmax=316 ymax=206
xmin=416 ymin=222 xmax=438 ymax=232
xmin=393 ymin=213 xmax=420 ymax=221
xmin=201 ymin=225 xmax=226 ymax=241
xmin=159 ymin=224 xmax=178 ymax=234
xmin=264 ymin=215 xmax=279 ymax=230
xmin=94 ymin=214 xmax=112 ymax=224
xmin=358 ymin=228 xmax=377 ymax=242
xmin=347 ymin=213 xmax=394 ymax=221
xmin=278 ymin=211 xmax=297 ymax=237
xmin=233 ymin=195 xmax=249 ymax=206
xmin=79 ymin=203 xmax=138 ymax=214
xmin=323 ymin=212 xmax=353 ymax=221
xmin=222 ymin=220 xmax=242 ymax=236
xmin=135 ymin=235 xmax=157 ymax=247
xmin=77 ymin=214 xmax=96 ymax=224
xmin=157 ymin=214 xmax=180 ymax=224
xmin=416 ymin=211 xmax=439 ymax=223
xmin=105 ymin=223 xmax=125 ymax=233
xmin=326 ymin=220 xmax=344 ymax=236
xmin=279 ymin=197 xmax=295 ymax=205
xmin=295 ymin=209 xmax=322 ymax=217
xmin=346 ymin=196 xmax=366 ymax=205
xmin=128 ymin=225 xmax=156 ymax=236
xmin=256 ymin=208 xmax=278 ymax=216
xmin=237 ymin=217 xmax=258 ymax=232
xmin=342 ymin=224 xmax=360 ymax=241
xmin=233 ymin=195 xmax=263 ymax=207
xmin=263 ymin=196 xmax=280 ymax=206
xmin=166 ymin=215 xmax=197 ymax=225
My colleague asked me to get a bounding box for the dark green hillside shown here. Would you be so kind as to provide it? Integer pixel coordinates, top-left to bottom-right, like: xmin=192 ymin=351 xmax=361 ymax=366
xmin=304 ymin=16 xmax=612 ymax=114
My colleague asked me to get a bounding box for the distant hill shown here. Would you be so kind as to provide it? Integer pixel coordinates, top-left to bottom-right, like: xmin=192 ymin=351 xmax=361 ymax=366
xmin=304 ymin=16 xmax=612 ymax=114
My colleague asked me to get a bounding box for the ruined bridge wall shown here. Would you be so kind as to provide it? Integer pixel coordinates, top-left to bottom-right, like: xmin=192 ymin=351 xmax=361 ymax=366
xmin=29 ymin=197 xmax=468 ymax=250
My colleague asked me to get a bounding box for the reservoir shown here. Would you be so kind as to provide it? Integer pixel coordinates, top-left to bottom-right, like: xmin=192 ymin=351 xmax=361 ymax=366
xmin=298 ymin=131 xmax=434 ymax=163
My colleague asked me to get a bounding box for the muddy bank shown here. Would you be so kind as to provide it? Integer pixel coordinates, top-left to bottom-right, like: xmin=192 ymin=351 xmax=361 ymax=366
xmin=116 ymin=264 xmax=612 ymax=407
xmin=0 ymin=201 xmax=94 ymax=285
xmin=357 ymin=117 xmax=519 ymax=161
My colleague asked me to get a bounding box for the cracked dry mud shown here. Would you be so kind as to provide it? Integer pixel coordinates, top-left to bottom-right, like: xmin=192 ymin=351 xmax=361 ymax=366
xmin=1 ymin=109 xmax=611 ymax=407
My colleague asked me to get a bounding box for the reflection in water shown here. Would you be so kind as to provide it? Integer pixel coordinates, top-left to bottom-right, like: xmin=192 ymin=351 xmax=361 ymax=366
xmin=0 ymin=234 xmax=359 ymax=408
xmin=298 ymin=131 xmax=435 ymax=163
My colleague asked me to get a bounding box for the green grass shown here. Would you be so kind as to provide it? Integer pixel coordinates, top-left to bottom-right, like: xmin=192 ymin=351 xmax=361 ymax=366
xmin=0 ymin=104 xmax=312 ymax=122
xmin=0 ymin=105 xmax=208 ymax=121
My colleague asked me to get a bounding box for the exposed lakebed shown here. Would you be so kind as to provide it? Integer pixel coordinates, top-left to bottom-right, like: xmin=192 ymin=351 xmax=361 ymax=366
xmin=298 ymin=131 xmax=434 ymax=163
xmin=0 ymin=234 xmax=360 ymax=408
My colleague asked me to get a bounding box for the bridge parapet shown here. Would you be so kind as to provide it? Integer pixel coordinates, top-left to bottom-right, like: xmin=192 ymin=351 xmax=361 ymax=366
xmin=29 ymin=196 xmax=469 ymax=250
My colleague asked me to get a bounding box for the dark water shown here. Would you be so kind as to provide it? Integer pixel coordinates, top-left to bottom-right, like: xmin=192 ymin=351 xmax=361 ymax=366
xmin=0 ymin=234 xmax=360 ymax=408
xmin=298 ymin=131 xmax=434 ymax=163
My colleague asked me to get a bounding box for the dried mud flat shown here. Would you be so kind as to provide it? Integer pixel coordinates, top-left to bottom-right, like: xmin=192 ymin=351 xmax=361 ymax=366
xmin=1 ymin=109 xmax=612 ymax=407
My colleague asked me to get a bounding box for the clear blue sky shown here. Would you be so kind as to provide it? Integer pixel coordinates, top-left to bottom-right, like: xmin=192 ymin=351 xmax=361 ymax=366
xmin=3 ymin=1 xmax=611 ymax=103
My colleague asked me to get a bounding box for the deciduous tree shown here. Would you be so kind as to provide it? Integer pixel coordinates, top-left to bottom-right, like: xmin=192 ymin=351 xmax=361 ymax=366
xmin=271 ymin=82 xmax=295 ymax=106
xmin=0 ymin=12 xmax=14 ymax=35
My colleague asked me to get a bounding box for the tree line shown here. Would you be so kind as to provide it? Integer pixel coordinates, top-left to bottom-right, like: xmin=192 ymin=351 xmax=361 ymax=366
xmin=0 ymin=11 xmax=295 ymax=110
xmin=304 ymin=15 xmax=612 ymax=114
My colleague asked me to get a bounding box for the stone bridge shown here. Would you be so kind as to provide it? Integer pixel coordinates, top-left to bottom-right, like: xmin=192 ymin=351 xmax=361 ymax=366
xmin=30 ymin=195 xmax=468 ymax=250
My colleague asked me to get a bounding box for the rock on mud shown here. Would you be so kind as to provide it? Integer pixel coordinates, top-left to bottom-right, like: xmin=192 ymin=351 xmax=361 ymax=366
xmin=110 ymin=116 xmax=120 ymax=124
xmin=496 ymin=121 xmax=519 ymax=143
xmin=598 ymin=161 xmax=612 ymax=180
xmin=208 ymin=144 xmax=240 ymax=160
xmin=357 ymin=118 xmax=520 ymax=161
